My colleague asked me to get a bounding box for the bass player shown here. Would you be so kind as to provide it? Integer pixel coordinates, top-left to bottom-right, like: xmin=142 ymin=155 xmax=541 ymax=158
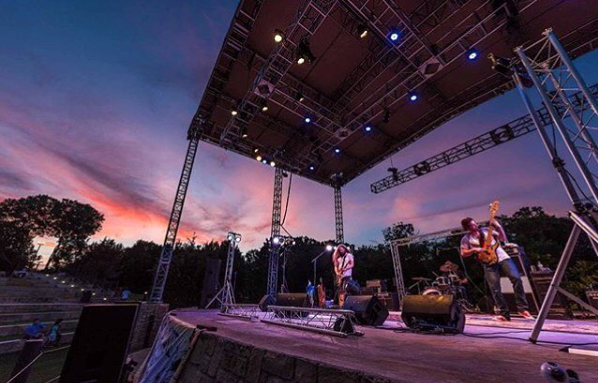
xmin=460 ymin=217 xmax=533 ymax=321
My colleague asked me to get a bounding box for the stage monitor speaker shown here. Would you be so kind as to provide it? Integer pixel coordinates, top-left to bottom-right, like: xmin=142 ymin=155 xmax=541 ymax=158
xmin=401 ymin=294 xmax=465 ymax=333
xmin=59 ymin=304 xmax=138 ymax=383
xmin=342 ymin=295 xmax=389 ymax=326
xmin=276 ymin=293 xmax=310 ymax=308
xmin=258 ymin=294 xmax=276 ymax=312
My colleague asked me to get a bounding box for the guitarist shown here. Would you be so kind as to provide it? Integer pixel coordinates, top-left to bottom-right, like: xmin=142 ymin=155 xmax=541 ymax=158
xmin=332 ymin=244 xmax=354 ymax=307
xmin=460 ymin=217 xmax=533 ymax=322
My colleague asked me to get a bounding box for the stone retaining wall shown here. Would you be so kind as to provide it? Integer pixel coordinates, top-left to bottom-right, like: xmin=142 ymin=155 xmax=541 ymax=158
xmin=176 ymin=331 xmax=394 ymax=383
xmin=129 ymin=303 xmax=169 ymax=352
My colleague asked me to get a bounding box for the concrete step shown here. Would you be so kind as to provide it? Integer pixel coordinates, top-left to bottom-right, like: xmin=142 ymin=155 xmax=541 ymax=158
xmin=0 ymin=295 xmax=79 ymax=303
xmin=0 ymin=303 xmax=85 ymax=314
xmin=0 ymin=286 xmax=78 ymax=298
xmin=0 ymin=319 xmax=79 ymax=337
xmin=0 ymin=332 xmax=74 ymax=354
xmin=0 ymin=310 xmax=82 ymax=325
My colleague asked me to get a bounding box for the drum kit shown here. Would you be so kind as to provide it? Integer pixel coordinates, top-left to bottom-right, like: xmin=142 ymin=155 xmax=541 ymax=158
xmin=409 ymin=271 xmax=474 ymax=312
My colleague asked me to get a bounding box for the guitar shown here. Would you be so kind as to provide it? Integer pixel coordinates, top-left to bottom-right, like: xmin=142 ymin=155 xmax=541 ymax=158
xmin=477 ymin=200 xmax=500 ymax=265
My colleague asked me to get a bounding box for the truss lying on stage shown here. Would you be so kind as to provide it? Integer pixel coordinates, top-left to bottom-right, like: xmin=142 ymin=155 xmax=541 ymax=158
xmin=219 ymin=303 xmax=260 ymax=320
xmin=261 ymin=306 xmax=362 ymax=338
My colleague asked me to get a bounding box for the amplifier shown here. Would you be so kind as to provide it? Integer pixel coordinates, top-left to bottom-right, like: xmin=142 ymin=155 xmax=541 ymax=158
xmin=586 ymin=290 xmax=598 ymax=310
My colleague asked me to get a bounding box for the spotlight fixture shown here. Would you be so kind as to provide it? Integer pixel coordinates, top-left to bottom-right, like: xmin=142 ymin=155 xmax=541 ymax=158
xmin=274 ymin=29 xmax=285 ymax=43
xmin=334 ymin=147 xmax=341 ymax=154
xmin=466 ymin=47 xmax=479 ymax=61
xmin=272 ymin=236 xmax=281 ymax=245
xmin=365 ymin=125 xmax=373 ymax=132
xmin=357 ymin=24 xmax=368 ymax=39
xmin=227 ymin=231 xmax=242 ymax=243
xmin=262 ymin=159 xmax=268 ymax=164
xmin=304 ymin=116 xmax=312 ymax=124
xmin=294 ymin=91 xmax=305 ymax=102
xmin=254 ymin=148 xmax=259 ymax=153
xmin=389 ymin=29 xmax=401 ymax=42
xmin=488 ymin=53 xmax=513 ymax=78
xmin=325 ymin=244 xmax=333 ymax=252
xmin=256 ymin=155 xmax=262 ymax=161
xmin=270 ymin=161 xmax=276 ymax=167
xmin=383 ymin=109 xmax=390 ymax=123
xmin=240 ymin=126 xmax=248 ymax=138
xmin=295 ymin=38 xmax=316 ymax=65
xmin=231 ymin=109 xmax=238 ymax=116
xmin=408 ymin=92 xmax=418 ymax=102
xmin=308 ymin=164 xmax=316 ymax=171
xmin=260 ymin=99 xmax=269 ymax=112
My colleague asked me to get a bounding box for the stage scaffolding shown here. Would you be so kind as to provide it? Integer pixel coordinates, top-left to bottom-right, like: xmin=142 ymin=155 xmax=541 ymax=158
xmin=512 ymin=29 xmax=598 ymax=342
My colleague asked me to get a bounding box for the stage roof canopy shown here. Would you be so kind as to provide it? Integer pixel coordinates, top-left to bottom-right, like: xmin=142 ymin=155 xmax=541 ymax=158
xmin=191 ymin=0 xmax=598 ymax=186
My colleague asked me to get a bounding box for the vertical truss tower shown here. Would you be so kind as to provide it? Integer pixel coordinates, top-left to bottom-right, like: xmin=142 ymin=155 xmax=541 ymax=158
xmin=513 ymin=29 xmax=598 ymax=342
xmin=206 ymin=233 xmax=241 ymax=309
xmin=149 ymin=126 xmax=201 ymax=303
xmin=267 ymin=167 xmax=284 ymax=297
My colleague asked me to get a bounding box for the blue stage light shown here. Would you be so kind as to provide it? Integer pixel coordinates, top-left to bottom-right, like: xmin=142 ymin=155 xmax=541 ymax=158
xmin=365 ymin=125 xmax=372 ymax=132
xmin=408 ymin=92 xmax=418 ymax=102
xmin=466 ymin=48 xmax=479 ymax=61
xmin=304 ymin=116 xmax=311 ymax=123
xmin=389 ymin=30 xmax=400 ymax=42
xmin=334 ymin=148 xmax=341 ymax=154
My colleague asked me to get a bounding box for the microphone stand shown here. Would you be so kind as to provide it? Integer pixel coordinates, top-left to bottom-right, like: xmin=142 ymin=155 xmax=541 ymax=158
xmin=311 ymin=250 xmax=329 ymax=287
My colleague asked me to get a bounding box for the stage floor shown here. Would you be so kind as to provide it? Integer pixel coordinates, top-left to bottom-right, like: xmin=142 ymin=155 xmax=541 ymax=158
xmin=172 ymin=309 xmax=597 ymax=383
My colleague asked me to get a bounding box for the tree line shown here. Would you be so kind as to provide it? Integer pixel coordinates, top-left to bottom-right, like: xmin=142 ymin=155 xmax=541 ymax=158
xmin=1 ymin=195 xmax=596 ymax=308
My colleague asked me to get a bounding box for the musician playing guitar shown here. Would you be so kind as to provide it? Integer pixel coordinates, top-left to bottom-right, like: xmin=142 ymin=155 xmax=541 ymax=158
xmin=332 ymin=244 xmax=354 ymax=307
xmin=460 ymin=215 xmax=533 ymax=322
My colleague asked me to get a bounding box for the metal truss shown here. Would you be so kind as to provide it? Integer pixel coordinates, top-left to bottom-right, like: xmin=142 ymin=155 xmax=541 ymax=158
xmin=334 ymin=186 xmax=345 ymax=243
xmin=219 ymin=303 xmax=259 ymax=320
xmin=338 ymin=0 xmax=538 ymax=135
xmin=370 ymin=84 xmax=598 ymax=194
xmin=512 ymin=29 xmax=598 ymax=342
xmin=149 ymin=126 xmax=202 ymax=303
xmin=261 ymin=306 xmax=362 ymax=337
xmin=516 ymin=29 xmax=598 ymax=207
xmin=219 ymin=0 xmax=338 ymax=143
xmin=389 ymin=241 xmax=406 ymax=300
xmin=267 ymin=168 xmax=284 ymax=297
xmin=205 ymin=233 xmax=241 ymax=309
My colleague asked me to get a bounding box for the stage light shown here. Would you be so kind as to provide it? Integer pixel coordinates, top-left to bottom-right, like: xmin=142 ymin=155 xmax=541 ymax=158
xmin=256 ymin=155 xmax=262 ymax=161
xmin=273 ymin=236 xmax=281 ymax=245
xmin=365 ymin=125 xmax=372 ymax=132
xmin=297 ymin=56 xmax=306 ymax=65
xmin=358 ymin=24 xmax=368 ymax=39
xmin=295 ymin=38 xmax=315 ymax=65
xmin=488 ymin=53 xmax=512 ymax=77
xmin=466 ymin=48 xmax=479 ymax=61
xmin=270 ymin=161 xmax=276 ymax=167
xmin=227 ymin=233 xmax=234 ymax=241
xmin=334 ymin=148 xmax=341 ymax=154
xmin=235 ymin=235 xmax=242 ymax=243
xmin=309 ymin=164 xmax=315 ymax=171
xmin=295 ymin=91 xmax=304 ymax=102
xmin=240 ymin=127 xmax=248 ymax=138
xmin=261 ymin=100 xmax=269 ymax=112
xmin=274 ymin=29 xmax=285 ymax=43
xmin=304 ymin=116 xmax=312 ymax=123
xmin=383 ymin=109 xmax=390 ymax=123
xmin=326 ymin=244 xmax=333 ymax=252
xmin=231 ymin=109 xmax=238 ymax=116
xmin=389 ymin=29 xmax=400 ymax=42
xmin=254 ymin=148 xmax=259 ymax=153
xmin=408 ymin=92 xmax=418 ymax=102
xmin=262 ymin=159 xmax=268 ymax=164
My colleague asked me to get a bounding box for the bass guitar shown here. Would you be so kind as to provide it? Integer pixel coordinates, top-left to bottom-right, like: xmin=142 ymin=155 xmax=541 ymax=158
xmin=477 ymin=200 xmax=500 ymax=265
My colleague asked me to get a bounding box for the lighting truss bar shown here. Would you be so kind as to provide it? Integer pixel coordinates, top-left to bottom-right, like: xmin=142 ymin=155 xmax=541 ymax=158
xmin=261 ymin=306 xmax=362 ymax=337
xmin=370 ymin=83 xmax=598 ymax=194
xmin=334 ymin=186 xmax=344 ymax=243
xmin=219 ymin=0 xmax=338 ymax=144
xmin=149 ymin=125 xmax=202 ymax=303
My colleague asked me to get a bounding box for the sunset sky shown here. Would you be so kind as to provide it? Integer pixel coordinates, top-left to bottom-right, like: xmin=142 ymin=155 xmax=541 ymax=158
xmin=2 ymin=1 xmax=598 ymax=253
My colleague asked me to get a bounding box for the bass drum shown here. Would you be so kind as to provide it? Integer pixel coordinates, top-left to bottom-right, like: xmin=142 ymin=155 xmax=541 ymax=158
xmin=422 ymin=287 xmax=442 ymax=296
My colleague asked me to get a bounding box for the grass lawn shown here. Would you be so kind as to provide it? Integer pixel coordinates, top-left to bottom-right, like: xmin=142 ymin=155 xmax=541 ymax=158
xmin=0 ymin=347 xmax=69 ymax=383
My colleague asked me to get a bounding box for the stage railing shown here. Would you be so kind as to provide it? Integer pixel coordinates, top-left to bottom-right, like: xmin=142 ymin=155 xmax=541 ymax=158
xmin=261 ymin=306 xmax=362 ymax=338
xmin=219 ymin=303 xmax=259 ymax=320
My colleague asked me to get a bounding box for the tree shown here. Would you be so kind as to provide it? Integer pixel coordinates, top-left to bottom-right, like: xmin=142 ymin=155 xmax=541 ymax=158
xmin=68 ymin=238 xmax=124 ymax=286
xmin=383 ymin=221 xmax=415 ymax=242
xmin=44 ymin=198 xmax=104 ymax=269
xmin=0 ymin=221 xmax=35 ymax=274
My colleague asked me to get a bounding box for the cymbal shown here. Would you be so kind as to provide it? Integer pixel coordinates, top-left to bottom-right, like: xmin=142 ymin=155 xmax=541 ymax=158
xmin=412 ymin=277 xmax=432 ymax=282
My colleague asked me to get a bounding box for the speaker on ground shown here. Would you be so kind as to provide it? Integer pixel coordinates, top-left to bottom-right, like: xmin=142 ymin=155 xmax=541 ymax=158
xmin=401 ymin=294 xmax=465 ymax=333
xmin=342 ymin=295 xmax=389 ymax=326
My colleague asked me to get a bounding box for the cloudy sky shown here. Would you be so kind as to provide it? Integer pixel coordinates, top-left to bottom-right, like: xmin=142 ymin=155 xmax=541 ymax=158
xmin=2 ymin=1 xmax=598 ymax=253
